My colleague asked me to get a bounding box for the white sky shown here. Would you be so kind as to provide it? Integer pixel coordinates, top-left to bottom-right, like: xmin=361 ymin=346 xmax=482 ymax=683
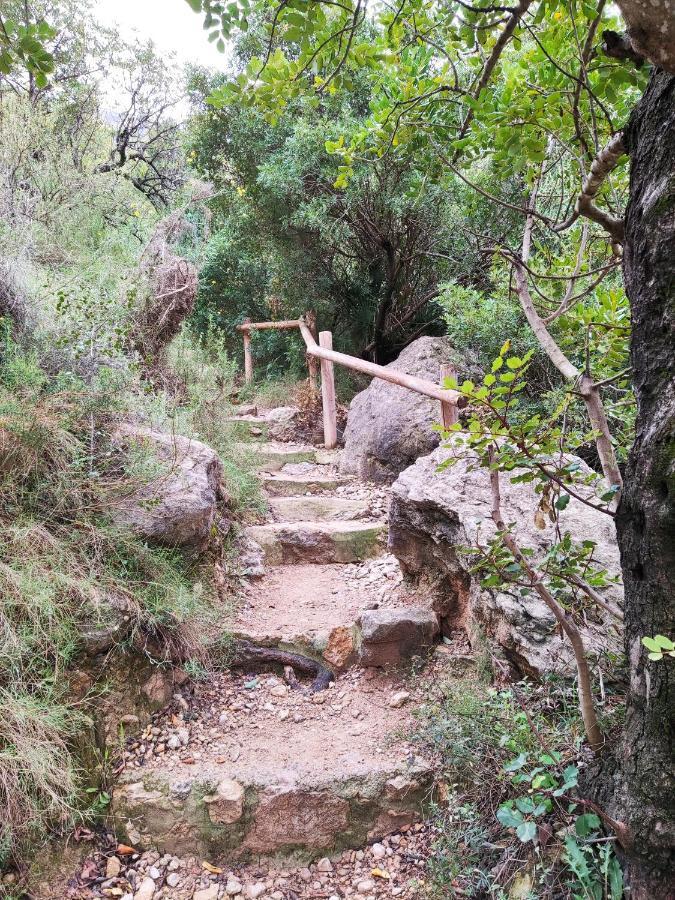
xmin=93 ymin=0 xmax=230 ymax=72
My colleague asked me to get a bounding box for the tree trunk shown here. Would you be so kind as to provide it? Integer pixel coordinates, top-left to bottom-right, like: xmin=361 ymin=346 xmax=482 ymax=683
xmin=614 ymin=68 xmax=675 ymax=897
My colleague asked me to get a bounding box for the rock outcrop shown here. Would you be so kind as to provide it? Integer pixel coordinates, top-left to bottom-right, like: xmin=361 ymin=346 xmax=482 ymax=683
xmin=389 ymin=448 xmax=623 ymax=676
xmin=112 ymin=424 xmax=226 ymax=551
xmin=340 ymin=337 xmax=477 ymax=483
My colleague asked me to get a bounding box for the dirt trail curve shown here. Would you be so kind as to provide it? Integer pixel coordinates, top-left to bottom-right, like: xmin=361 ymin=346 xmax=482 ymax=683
xmin=43 ymin=409 xmax=471 ymax=900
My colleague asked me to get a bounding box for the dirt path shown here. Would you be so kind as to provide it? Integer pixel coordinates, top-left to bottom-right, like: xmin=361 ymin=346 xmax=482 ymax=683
xmin=37 ymin=411 xmax=469 ymax=900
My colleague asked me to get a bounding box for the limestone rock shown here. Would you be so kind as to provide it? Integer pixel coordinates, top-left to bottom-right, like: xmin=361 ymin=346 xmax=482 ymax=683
xmin=204 ymin=778 xmax=244 ymax=825
xmin=358 ymin=607 xmax=439 ymax=667
xmin=78 ymin=590 xmax=134 ymax=656
xmin=141 ymin=671 xmax=174 ymax=708
xmin=389 ymin=447 xmax=623 ymax=676
xmin=112 ymin=424 xmax=225 ymax=550
xmin=244 ymin=789 xmax=349 ymax=853
xmin=265 ymin=405 xmax=301 ymax=441
xmin=341 ymin=337 xmax=478 ymax=482
xmin=233 ymin=532 xmax=266 ymax=577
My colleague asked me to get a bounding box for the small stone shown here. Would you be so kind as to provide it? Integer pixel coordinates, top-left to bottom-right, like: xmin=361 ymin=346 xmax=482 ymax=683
xmin=278 ymin=709 xmax=289 ymax=721
xmin=218 ymin=713 xmax=228 ymax=725
xmin=204 ymin=778 xmax=245 ymax=825
xmin=167 ymin=734 xmax=181 ymax=751
xmin=166 ymin=873 xmax=181 ymax=888
xmin=316 ymin=858 xmax=333 ymax=872
xmin=270 ymin=685 xmax=287 ymax=698
xmin=193 ymin=886 xmax=220 ymax=900
xmin=371 ymin=842 xmax=386 ymax=859
xmin=226 ymin=878 xmax=243 ymax=896
xmin=133 ymin=877 xmax=156 ymax=900
xmin=245 ymin=883 xmax=266 ymax=899
xmin=389 ymin=691 xmax=411 ymax=708
xmin=177 ymin=727 xmax=190 ymax=746
xmin=106 ymin=856 xmax=122 ymax=878
xmin=148 ymin=866 xmax=161 ymax=879
xmin=356 ymin=879 xmax=375 ymax=893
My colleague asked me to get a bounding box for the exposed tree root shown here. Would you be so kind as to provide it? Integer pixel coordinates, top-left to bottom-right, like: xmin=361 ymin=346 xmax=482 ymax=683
xmin=229 ymin=639 xmax=335 ymax=693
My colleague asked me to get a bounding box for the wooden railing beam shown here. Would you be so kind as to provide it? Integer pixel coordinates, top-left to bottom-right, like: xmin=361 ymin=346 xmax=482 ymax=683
xmin=298 ymin=319 xmax=465 ymax=408
xmin=237 ymin=320 xmax=302 ymax=332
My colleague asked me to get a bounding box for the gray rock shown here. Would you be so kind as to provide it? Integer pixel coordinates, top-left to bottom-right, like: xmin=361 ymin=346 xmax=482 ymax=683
xmin=233 ymin=532 xmax=266 ymax=577
xmin=341 ymin=337 xmax=478 ymax=482
xmin=389 ymin=447 xmax=623 ymax=676
xmin=111 ymin=424 xmax=225 ymax=551
xmin=78 ymin=590 xmax=134 ymax=656
xmin=358 ymin=607 xmax=439 ymax=666
xmin=265 ymin=405 xmax=301 ymax=441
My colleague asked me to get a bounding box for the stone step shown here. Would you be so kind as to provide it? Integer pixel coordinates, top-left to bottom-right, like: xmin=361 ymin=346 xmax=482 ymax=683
xmin=226 ymin=415 xmax=269 ymax=438
xmin=268 ymin=496 xmax=370 ymax=523
xmin=244 ymin=442 xmax=318 ymax=472
xmin=232 ymin=560 xmax=438 ymax=671
xmin=260 ymin=472 xmax=350 ymax=496
xmin=245 ymin=521 xmax=386 ymax=565
xmin=113 ymin=669 xmax=432 ymax=862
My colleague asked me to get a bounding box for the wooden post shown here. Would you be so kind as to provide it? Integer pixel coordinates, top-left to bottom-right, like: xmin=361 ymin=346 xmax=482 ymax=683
xmin=242 ymin=318 xmax=253 ymax=384
xmin=319 ymin=331 xmax=337 ymax=449
xmin=440 ymin=363 xmax=459 ymax=429
xmin=305 ymin=310 xmax=319 ymax=400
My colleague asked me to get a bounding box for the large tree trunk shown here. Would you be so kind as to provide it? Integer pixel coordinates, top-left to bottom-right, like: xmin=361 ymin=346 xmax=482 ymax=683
xmin=615 ymin=68 xmax=675 ymax=897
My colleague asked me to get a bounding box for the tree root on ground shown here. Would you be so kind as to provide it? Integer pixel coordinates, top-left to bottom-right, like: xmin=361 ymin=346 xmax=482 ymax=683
xmin=229 ymin=639 xmax=335 ymax=692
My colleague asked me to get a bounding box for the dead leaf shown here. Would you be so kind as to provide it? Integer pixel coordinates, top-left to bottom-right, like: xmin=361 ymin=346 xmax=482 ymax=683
xmin=372 ymin=868 xmax=390 ymax=879
xmin=115 ymin=844 xmax=136 ymax=856
xmin=202 ymin=861 xmax=223 ymax=875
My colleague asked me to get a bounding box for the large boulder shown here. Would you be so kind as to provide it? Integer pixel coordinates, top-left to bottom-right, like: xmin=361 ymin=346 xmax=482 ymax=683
xmin=111 ymin=424 xmax=226 ymax=551
xmin=340 ymin=337 xmax=478 ymax=482
xmin=389 ymin=447 xmax=623 ymax=676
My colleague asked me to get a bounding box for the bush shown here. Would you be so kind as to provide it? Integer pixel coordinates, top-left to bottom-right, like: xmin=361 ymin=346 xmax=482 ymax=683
xmin=417 ymin=676 xmax=624 ymax=899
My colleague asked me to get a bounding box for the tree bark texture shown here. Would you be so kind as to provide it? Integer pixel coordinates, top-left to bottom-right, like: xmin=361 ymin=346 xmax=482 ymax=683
xmin=615 ymin=68 xmax=675 ymax=897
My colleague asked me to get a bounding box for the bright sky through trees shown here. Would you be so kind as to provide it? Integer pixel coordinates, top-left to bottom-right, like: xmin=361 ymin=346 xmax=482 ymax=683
xmin=94 ymin=0 xmax=229 ymax=71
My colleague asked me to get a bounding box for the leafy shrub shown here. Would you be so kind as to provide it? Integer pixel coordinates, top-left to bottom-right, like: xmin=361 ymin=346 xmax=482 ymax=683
xmin=417 ymin=677 xmax=624 ymax=898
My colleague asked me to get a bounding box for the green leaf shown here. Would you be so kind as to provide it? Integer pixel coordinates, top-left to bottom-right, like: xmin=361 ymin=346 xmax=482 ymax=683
xmin=496 ymin=804 xmax=523 ymax=828
xmin=555 ymin=493 xmax=570 ymax=510
xmin=504 ymin=752 xmax=528 ymax=772
xmin=506 ymin=356 xmax=523 ymax=369
xmin=516 ymin=820 xmax=537 ymax=843
xmin=575 ymin=813 xmax=601 ymax=837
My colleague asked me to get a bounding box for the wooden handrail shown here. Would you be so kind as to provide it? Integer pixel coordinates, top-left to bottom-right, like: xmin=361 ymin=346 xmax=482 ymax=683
xmin=237 ymin=312 xmax=465 ymax=448
xmin=236 ymin=320 xmax=302 ymax=331
xmin=297 ymin=319 xmax=464 ymax=407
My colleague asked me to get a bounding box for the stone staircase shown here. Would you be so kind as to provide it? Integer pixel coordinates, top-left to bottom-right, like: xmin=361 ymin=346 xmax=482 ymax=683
xmin=111 ymin=412 xmax=441 ymax=896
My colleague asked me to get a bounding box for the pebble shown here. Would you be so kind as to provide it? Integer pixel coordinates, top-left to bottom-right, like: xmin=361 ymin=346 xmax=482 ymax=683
xmin=193 ymin=886 xmax=220 ymax=900
xmin=106 ymin=856 xmax=121 ymax=878
xmin=389 ymin=691 xmax=411 ymax=708
xmin=166 ymin=872 xmax=181 ymax=887
xmin=316 ymin=857 xmax=333 ymax=872
xmin=133 ymin=877 xmax=156 ymax=900
xmin=226 ymin=878 xmax=243 ymax=896
xmin=245 ymin=883 xmax=266 ymax=898
xmin=371 ymin=842 xmax=386 ymax=859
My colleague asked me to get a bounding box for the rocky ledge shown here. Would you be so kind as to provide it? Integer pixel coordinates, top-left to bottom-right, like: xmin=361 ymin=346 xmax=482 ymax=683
xmin=113 ymin=669 xmax=433 ymax=862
